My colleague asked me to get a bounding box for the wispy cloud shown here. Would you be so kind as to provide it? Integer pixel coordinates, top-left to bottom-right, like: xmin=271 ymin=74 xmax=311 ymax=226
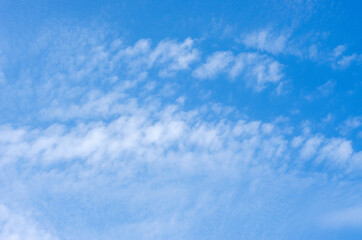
xmin=241 ymin=29 xmax=289 ymax=55
xmin=339 ymin=116 xmax=362 ymax=136
xmin=192 ymin=51 xmax=234 ymax=79
xmin=117 ymin=37 xmax=200 ymax=77
xmin=321 ymin=205 xmax=362 ymax=229
xmin=193 ymin=51 xmax=284 ymax=91
xmin=240 ymin=29 xmax=362 ymax=71
xmin=330 ymin=45 xmax=362 ymax=69
xmin=0 ymin=204 xmax=58 ymax=240
xmin=0 ymin=9 xmax=361 ymax=238
xmin=317 ymin=79 xmax=336 ymax=96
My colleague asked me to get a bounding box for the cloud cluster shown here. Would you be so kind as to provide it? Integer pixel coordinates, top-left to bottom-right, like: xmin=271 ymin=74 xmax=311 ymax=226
xmin=339 ymin=116 xmax=362 ymax=136
xmin=1 ymin=94 xmax=360 ymax=179
xmin=242 ymin=29 xmax=289 ymax=55
xmin=0 ymin=92 xmax=361 ymax=239
xmin=241 ymin=29 xmax=362 ymax=71
xmin=330 ymin=45 xmax=362 ymax=69
xmin=193 ymin=51 xmax=284 ymax=91
xmin=29 ymin=27 xmax=286 ymax=98
xmin=0 ymin=23 xmax=361 ymax=239
xmin=115 ymin=37 xmax=200 ymax=77
xmin=37 ymin=32 xmax=199 ymax=85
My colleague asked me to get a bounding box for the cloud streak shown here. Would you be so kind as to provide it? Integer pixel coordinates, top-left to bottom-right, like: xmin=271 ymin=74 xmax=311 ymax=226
xmin=193 ymin=51 xmax=284 ymax=91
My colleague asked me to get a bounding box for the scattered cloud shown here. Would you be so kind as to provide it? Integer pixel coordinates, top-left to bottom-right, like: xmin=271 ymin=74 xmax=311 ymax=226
xmin=317 ymin=79 xmax=336 ymax=96
xmin=232 ymin=53 xmax=284 ymax=91
xmin=192 ymin=51 xmax=233 ymax=79
xmin=193 ymin=51 xmax=284 ymax=91
xmin=339 ymin=116 xmax=362 ymax=136
xmin=119 ymin=38 xmax=200 ymax=77
xmin=332 ymin=45 xmax=346 ymax=58
xmin=308 ymin=44 xmax=319 ymax=60
xmin=330 ymin=45 xmax=362 ymax=69
xmin=336 ymin=54 xmax=359 ymax=68
xmin=240 ymin=29 xmax=362 ymax=71
xmin=241 ymin=29 xmax=289 ymax=55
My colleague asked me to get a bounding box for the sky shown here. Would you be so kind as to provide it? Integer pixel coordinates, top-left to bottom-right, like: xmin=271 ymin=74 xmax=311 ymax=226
xmin=0 ymin=0 xmax=361 ymax=239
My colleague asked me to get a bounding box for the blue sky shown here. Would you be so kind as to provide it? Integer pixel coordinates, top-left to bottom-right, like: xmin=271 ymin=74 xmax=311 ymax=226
xmin=0 ymin=1 xmax=361 ymax=239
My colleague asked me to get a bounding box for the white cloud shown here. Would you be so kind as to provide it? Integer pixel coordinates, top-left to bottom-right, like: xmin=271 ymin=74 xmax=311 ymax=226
xmin=233 ymin=53 xmax=284 ymax=91
xmin=241 ymin=30 xmax=362 ymax=71
xmin=0 ymin=204 xmax=58 ymax=240
xmin=332 ymin=45 xmax=346 ymax=58
xmin=115 ymin=37 xmax=200 ymax=77
xmin=316 ymin=138 xmax=353 ymax=165
xmin=41 ymin=89 xmax=137 ymax=121
xmin=242 ymin=29 xmax=288 ymax=55
xmin=1 ymin=95 xmax=360 ymax=178
xmin=150 ymin=38 xmax=200 ymax=76
xmin=330 ymin=45 xmax=361 ymax=69
xmin=339 ymin=116 xmax=362 ymax=135
xmin=35 ymin=28 xmax=199 ymax=88
xmin=336 ymin=54 xmax=358 ymax=68
xmin=192 ymin=51 xmax=233 ymax=79
xmin=299 ymin=136 xmax=323 ymax=160
xmin=193 ymin=51 xmax=284 ymax=91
